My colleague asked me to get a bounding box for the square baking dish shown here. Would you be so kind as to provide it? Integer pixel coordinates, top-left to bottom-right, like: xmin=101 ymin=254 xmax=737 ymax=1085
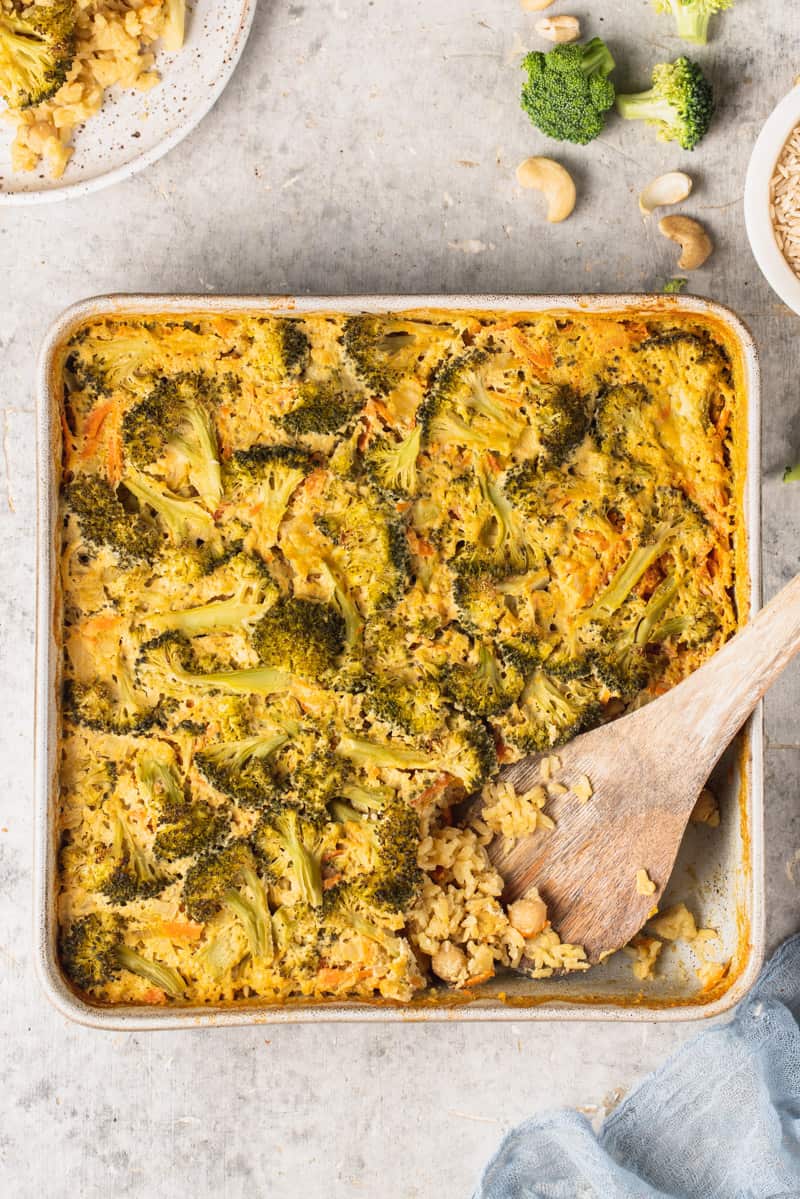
xmin=34 ymin=293 xmax=764 ymax=1028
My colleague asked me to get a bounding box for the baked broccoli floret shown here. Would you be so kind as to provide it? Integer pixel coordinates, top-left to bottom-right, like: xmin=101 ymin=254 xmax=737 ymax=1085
xmin=124 ymin=467 xmax=219 ymax=547
xmin=420 ymin=349 xmax=528 ymax=457
xmin=441 ymin=641 xmax=524 ymax=717
xmin=144 ymin=553 xmax=279 ymax=636
xmin=616 ymin=57 xmax=714 ymax=150
xmin=594 ymin=575 xmax=679 ymax=698
xmin=65 ymin=328 xmax=161 ymax=396
xmin=60 ymin=912 xmax=185 ymax=998
xmin=0 ymin=0 xmax=75 ymax=110
xmin=182 ymin=842 xmax=273 ymax=961
xmin=318 ymin=484 xmax=409 ymax=616
xmin=64 ymin=650 xmax=164 ymax=735
xmin=137 ymin=631 xmax=292 ymax=698
xmin=96 ymin=802 xmax=169 ymax=905
xmin=475 ymin=462 xmax=545 ymax=572
xmin=520 ymin=37 xmax=616 ymax=145
xmin=224 ymin=444 xmax=313 ymax=558
xmin=324 ymin=881 xmax=407 ymax=952
xmin=362 ymin=426 xmax=422 ymax=496
xmin=331 ymin=800 xmax=423 ymax=914
xmin=653 ymin=0 xmax=733 ymax=45
xmin=341 ymin=315 xmax=446 ymax=395
xmin=195 ymin=728 xmax=294 ymax=809
xmin=281 ymin=380 xmax=364 ymax=437
xmin=363 ymin=674 xmax=445 ymax=737
xmin=252 ymin=808 xmax=324 ymax=909
xmin=63 ymin=474 xmax=160 ymax=565
xmin=135 ymin=743 xmax=185 ymax=815
xmin=250 ymin=317 xmax=310 ymax=382
xmin=495 ymin=670 xmax=602 ymax=753
xmin=288 ymin=751 xmax=348 ymax=817
xmin=337 ymin=723 xmax=496 ymax=791
xmin=451 ymin=558 xmax=508 ymax=636
xmin=153 ymin=801 xmax=229 ymax=863
xmin=584 ymin=525 xmax=677 ymax=621
xmin=121 ymin=376 xmax=222 ymax=508
xmin=251 ymin=597 xmax=345 ymax=676
xmin=531 ymin=384 xmax=591 ymax=465
xmin=593 ymin=382 xmax=660 ymax=461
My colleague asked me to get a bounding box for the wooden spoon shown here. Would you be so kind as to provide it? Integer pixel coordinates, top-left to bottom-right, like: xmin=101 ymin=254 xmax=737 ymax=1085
xmin=466 ymin=572 xmax=800 ymax=968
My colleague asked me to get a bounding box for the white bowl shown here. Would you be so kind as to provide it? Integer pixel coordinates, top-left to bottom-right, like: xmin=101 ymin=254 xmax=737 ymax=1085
xmin=744 ymin=86 xmax=800 ymax=315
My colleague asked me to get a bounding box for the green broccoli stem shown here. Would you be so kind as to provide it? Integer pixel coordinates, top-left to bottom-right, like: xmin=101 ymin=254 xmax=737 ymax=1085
xmin=580 ymin=39 xmax=616 ymax=76
xmin=276 ymin=814 xmax=323 ymax=908
xmin=615 ymin=90 xmax=677 ymax=124
xmin=172 ymin=661 xmax=292 ymax=696
xmin=673 ymin=6 xmax=711 ymax=44
xmin=114 ymin=946 xmax=185 ymax=998
xmin=634 ymin=574 xmax=679 ymax=646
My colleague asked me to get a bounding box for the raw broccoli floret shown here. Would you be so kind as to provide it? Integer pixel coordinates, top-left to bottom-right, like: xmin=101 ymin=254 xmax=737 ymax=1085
xmin=252 ymin=808 xmax=325 ymax=909
xmin=63 ymin=474 xmax=160 ymax=565
xmin=652 ymin=0 xmax=733 ymax=45
xmin=362 ymin=426 xmax=422 ymax=496
xmin=121 ymin=375 xmax=222 ymax=508
xmin=616 ymin=57 xmax=714 ymax=150
xmin=281 ymin=380 xmax=364 ymax=437
xmin=60 ymin=912 xmax=185 ymax=998
xmin=420 ymin=349 xmax=529 ymax=457
xmin=441 ymin=641 xmax=524 ymax=717
xmin=224 ymin=444 xmax=313 ymax=558
xmin=0 ymin=0 xmax=75 ymax=110
xmin=95 ymin=802 xmax=169 ymax=905
xmin=251 ymin=596 xmax=345 ymax=677
xmin=520 ymin=37 xmax=616 ymax=145
xmin=182 ymin=842 xmax=273 ymax=961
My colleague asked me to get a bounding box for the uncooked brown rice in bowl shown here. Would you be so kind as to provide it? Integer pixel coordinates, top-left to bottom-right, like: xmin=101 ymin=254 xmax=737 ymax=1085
xmin=769 ymin=123 xmax=800 ymax=275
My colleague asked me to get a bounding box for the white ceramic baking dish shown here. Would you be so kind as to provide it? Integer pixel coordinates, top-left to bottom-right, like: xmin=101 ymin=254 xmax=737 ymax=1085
xmin=34 ymin=293 xmax=764 ymax=1029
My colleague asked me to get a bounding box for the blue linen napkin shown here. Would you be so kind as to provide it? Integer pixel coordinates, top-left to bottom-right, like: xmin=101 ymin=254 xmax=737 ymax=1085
xmin=474 ymin=935 xmax=800 ymax=1199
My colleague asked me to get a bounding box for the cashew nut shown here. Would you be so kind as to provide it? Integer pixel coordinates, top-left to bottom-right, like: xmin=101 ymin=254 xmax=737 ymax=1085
xmin=535 ymin=15 xmax=580 ymax=42
xmin=639 ymin=171 xmax=692 ymax=216
xmin=516 ymin=156 xmax=576 ymax=223
xmin=508 ymin=895 xmax=548 ymax=939
xmin=520 ymin=0 xmax=554 ymax=9
xmin=658 ymin=215 xmax=713 ymax=270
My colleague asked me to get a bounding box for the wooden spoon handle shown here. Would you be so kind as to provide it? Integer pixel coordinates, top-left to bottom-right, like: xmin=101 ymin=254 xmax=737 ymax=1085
xmin=654 ymin=570 xmax=800 ymax=771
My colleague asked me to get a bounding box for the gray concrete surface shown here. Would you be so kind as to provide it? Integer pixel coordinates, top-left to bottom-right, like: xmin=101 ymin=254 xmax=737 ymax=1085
xmin=1 ymin=2 xmax=799 ymax=1196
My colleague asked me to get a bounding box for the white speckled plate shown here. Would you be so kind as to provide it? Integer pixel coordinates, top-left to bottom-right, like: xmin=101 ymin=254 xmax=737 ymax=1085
xmin=0 ymin=0 xmax=255 ymax=204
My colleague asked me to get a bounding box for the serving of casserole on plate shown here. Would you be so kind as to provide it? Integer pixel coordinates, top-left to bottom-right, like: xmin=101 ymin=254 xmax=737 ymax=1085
xmin=35 ymin=294 xmax=763 ymax=1027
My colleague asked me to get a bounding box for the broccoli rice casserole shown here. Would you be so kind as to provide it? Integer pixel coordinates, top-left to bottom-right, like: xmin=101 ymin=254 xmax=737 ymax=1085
xmin=0 ymin=0 xmax=184 ymax=178
xmin=55 ymin=307 xmax=742 ymax=1007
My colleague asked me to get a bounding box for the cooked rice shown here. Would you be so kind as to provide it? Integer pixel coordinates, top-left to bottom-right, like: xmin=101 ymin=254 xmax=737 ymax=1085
xmin=635 ymin=868 xmax=656 ymax=896
xmin=407 ymin=821 xmax=586 ymax=986
xmin=479 ymin=779 xmax=553 ymax=840
xmin=770 ymin=125 xmax=800 ymax=275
